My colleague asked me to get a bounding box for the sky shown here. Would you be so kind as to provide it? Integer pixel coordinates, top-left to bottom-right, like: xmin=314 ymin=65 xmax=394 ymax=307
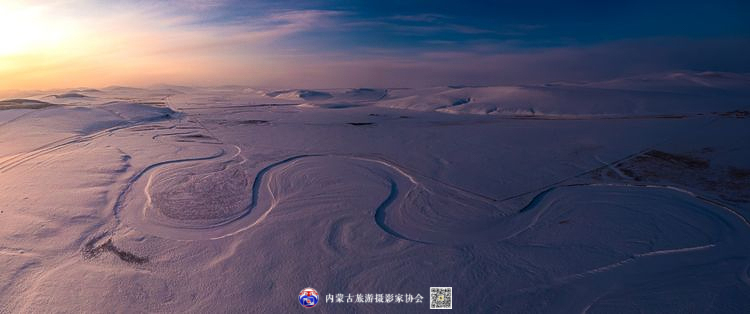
xmin=0 ymin=0 xmax=749 ymax=90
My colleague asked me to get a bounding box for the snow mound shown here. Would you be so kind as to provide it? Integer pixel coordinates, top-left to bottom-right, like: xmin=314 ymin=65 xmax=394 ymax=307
xmin=2 ymin=102 xmax=175 ymax=135
xmin=266 ymin=89 xmax=333 ymax=100
xmin=69 ymin=88 xmax=102 ymax=93
xmin=378 ymin=72 xmax=750 ymax=116
xmin=102 ymin=85 xmax=146 ymax=92
xmin=100 ymin=102 xmax=176 ymax=122
xmin=53 ymin=92 xmax=89 ymax=99
xmin=584 ymin=71 xmax=750 ymax=95
xmin=342 ymin=88 xmax=388 ymax=101
xmin=11 ymin=106 xmax=125 ymax=134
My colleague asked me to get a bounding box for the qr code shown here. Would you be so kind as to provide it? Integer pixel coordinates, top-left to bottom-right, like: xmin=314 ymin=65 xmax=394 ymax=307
xmin=430 ymin=287 xmax=452 ymax=309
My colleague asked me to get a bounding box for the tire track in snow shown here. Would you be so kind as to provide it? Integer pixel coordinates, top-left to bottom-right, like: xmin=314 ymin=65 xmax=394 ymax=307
xmin=0 ymin=120 xmax=176 ymax=174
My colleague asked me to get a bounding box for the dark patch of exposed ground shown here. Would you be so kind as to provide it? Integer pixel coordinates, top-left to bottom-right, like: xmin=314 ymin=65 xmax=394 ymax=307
xmin=207 ymin=119 xmax=270 ymax=126
xmin=0 ymin=99 xmax=57 ymax=110
xmin=83 ymin=237 xmax=148 ymax=265
xmin=172 ymin=133 xmax=221 ymax=144
xmin=593 ymin=149 xmax=750 ymax=202
xmin=718 ymin=110 xmax=749 ymax=118
xmin=235 ymin=119 xmax=269 ymax=125
xmin=177 ymin=134 xmax=215 ymax=140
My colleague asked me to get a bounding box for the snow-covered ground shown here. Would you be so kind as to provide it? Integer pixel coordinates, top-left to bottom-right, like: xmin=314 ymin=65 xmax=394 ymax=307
xmin=1 ymin=72 xmax=749 ymax=313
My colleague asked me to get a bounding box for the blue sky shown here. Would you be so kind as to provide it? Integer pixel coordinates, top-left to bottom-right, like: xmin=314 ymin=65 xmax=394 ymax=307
xmin=2 ymin=0 xmax=749 ymax=89
xmin=156 ymin=0 xmax=749 ymax=52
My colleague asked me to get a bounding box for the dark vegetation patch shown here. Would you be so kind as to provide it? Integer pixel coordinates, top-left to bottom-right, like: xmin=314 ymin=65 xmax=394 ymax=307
xmin=83 ymin=236 xmax=148 ymax=265
xmin=237 ymin=119 xmax=269 ymax=125
xmin=179 ymin=134 xmax=213 ymax=139
xmin=347 ymin=122 xmax=375 ymax=126
xmin=211 ymin=119 xmax=269 ymax=126
xmin=348 ymin=88 xmax=376 ymax=93
xmin=633 ymin=150 xmax=709 ymax=169
xmin=719 ymin=110 xmax=749 ymax=118
xmin=318 ymin=103 xmax=359 ymax=109
xmin=601 ymin=149 xmax=750 ymax=202
xmin=175 ymin=134 xmax=220 ymax=143
xmin=451 ymin=98 xmax=471 ymax=107
xmin=729 ymin=167 xmax=750 ymax=179
xmin=0 ymin=99 xmax=56 ymax=110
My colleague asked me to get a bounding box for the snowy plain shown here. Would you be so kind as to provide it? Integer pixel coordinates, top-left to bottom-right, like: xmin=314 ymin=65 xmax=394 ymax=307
xmin=0 ymin=71 xmax=749 ymax=313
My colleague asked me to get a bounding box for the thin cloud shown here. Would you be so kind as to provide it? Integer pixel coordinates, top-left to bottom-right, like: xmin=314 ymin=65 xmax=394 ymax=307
xmin=342 ymin=19 xmax=495 ymax=36
xmin=0 ymin=4 xmax=348 ymax=89
xmin=389 ymin=13 xmax=450 ymax=22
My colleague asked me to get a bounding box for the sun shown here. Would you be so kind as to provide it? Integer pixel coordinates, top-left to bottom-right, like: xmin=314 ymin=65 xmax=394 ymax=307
xmin=0 ymin=3 xmax=69 ymax=57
